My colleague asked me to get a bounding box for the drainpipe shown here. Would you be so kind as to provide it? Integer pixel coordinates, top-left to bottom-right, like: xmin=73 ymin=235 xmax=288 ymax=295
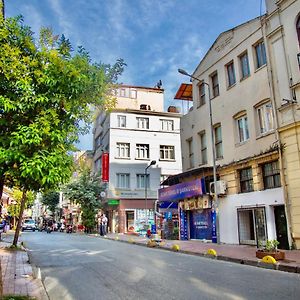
xmin=260 ymin=11 xmax=294 ymax=248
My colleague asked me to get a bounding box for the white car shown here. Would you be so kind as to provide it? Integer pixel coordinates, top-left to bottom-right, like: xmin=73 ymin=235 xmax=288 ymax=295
xmin=22 ymin=219 xmax=37 ymax=232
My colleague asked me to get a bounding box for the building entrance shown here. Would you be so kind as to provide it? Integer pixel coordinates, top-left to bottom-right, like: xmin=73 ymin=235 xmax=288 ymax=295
xmin=274 ymin=205 xmax=289 ymax=250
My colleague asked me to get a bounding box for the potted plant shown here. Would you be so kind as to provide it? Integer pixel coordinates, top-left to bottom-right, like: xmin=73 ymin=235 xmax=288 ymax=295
xmin=256 ymin=239 xmax=285 ymax=260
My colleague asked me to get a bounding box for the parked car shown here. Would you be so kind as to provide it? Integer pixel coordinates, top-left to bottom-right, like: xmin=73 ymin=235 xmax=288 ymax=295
xmin=22 ymin=219 xmax=37 ymax=232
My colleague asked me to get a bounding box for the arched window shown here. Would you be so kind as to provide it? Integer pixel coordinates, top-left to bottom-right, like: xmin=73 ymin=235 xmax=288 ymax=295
xmin=297 ymin=16 xmax=300 ymax=47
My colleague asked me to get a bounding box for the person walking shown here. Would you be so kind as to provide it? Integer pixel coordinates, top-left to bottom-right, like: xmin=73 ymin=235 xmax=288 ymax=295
xmin=98 ymin=214 xmax=103 ymax=236
xmin=101 ymin=214 xmax=108 ymax=237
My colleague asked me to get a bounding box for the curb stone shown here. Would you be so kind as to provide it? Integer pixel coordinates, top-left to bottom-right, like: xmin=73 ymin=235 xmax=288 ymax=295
xmin=105 ymin=236 xmax=299 ymax=274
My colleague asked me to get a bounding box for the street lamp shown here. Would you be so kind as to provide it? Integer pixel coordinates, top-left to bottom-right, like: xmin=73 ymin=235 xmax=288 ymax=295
xmin=178 ymin=68 xmax=220 ymax=244
xmin=145 ymin=160 xmax=156 ymax=227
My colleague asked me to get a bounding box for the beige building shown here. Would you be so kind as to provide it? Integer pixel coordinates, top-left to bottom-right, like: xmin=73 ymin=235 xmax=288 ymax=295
xmin=168 ymin=2 xmax=300 ymax=248
xmin=264 ymin=0 xmax=300 ymax=248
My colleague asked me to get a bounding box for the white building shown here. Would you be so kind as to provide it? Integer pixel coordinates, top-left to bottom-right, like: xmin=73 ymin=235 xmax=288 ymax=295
xmin=93 ymin=85 xmax=182 ymax=233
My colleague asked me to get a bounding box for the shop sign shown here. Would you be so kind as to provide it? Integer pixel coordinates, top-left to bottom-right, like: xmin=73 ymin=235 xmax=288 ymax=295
xmin=183 ymin=197 xmax=211 ymax=210
xmin=164 ymin=211 xmax=172 ymax=220
xmin=102 ymin=152 xmax=109 ymax=182
xmin=179 ymin=208 xmax=188 ymax=240
xmin=158 ymin=178 xmax=204 ymax=202
xmin=108 ymin=199 xmax=119 ymax=206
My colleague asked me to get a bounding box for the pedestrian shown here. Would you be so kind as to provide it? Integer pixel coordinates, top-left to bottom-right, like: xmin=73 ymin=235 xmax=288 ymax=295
xmin=98 ymin=214 xmax=103 ymax=236
xmin=101 ymin=214 xmax=108 ymax=237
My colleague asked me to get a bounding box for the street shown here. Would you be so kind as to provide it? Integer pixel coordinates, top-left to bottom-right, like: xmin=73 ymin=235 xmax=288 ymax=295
xmin=23 ymin=232 xmax=300 ymax=300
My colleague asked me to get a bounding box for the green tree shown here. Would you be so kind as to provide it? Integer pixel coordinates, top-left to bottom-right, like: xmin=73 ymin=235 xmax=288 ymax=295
xmin=0 ymin=16 xmax=125 ymax=245
xmin=63 ymin=170 xmax=102 ymax=233
xmin=41 ymin=191 xmax=60 ymax=216
xmin=7 ymin=189 xmax=35 ymax=228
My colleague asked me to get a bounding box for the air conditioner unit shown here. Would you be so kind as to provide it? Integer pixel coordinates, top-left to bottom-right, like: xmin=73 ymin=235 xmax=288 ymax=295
xmin=209 ymin=180 xmax=227 ymax=195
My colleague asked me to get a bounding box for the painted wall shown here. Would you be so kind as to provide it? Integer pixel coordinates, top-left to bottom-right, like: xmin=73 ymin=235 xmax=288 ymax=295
xmin=219 ymin=187 xmax=284 ymax=244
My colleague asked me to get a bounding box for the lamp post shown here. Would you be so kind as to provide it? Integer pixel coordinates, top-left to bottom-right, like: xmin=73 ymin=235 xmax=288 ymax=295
xmin=145 ymin=160 xmax=156 ymax=227
xmin=178 ymin=68 xmax=220 ymax=244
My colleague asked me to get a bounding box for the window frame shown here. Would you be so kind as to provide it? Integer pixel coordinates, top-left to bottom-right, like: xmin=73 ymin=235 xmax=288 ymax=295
xmin=187 ymin=138 xmax=194 ymax=168
xmin=210 ymin=72 xmax=219 ymax=98
xmin=160 ymin=119 xmax=174 ymax=131
xmin=236 ymin=115 xmax=250 ymax=143
xmin=136 ymin=173 xmax=150 ymax=189
xmin=117 ymin=115 xmax=126 ymax=128
xmin=116 ymin=142 xmax=130 ymax=159
xmin=116 ymin=173 xmax=130 ymax=189
xmin=262 ymin=161 xmax=281 ymax=189
xmin=226 ymin=61 xmax=236 ymax=87
xmin=136 ymin=117 xmax=149 ymax=129
xmin=199 ymin=131 xmax=207 ymax=164
xmin=239 ymin=167 xmax=254 ymax=193
xmin=198 ymin=83 xmax=206 ymax=107
xmin=160 ymin=145 xmax=175 ymax=161
xmin=214 ymin=124 xmax=223 ymax=160
xmin=256 ymin=101 xmax=274 ymax=135
xmin=254 ymin=40 xmax=267 ymax=69
xmin=136 ymin=143 xmax=150 ymax=160
xmin=239 ymin=51 xmax=250 ymax=79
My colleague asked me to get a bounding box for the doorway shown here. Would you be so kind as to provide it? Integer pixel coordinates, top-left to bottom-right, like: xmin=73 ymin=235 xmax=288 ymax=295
xmin=126 ymin=211 xmax=135 ymax=232
xmin=274 ymin=205 xmax=289 ymax=250
xmin=237 ymin=207 xmax=267 ymax=246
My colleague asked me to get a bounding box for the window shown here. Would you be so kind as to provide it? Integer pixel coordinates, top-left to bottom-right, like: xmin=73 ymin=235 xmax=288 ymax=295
xmin=262 ymin=161 xmax=281 ymax=189
xmin=120 ymin=88 xmax=126 ymax=97
xmin=117 ymin=173 xmax=130 ymax=188
xmin=116 ymin=142 xmax=130 ymax=158
xmin=200 ymin=131 xmax=207 ymax=164
xmin=130 ymin=89 xmax=137 ymax=99
xmin=198 ymin=83 xmax=205 ymax=107
xmin=238 ymin=207 xmax=267 ymax=245
xmin=237 ymin=115 xmax=249 ymax=143
xmin=136 ymin=174 xmax=149 ymax=189
xmin=136 ymin=144 xmax=149 ymax=159
xmin=160 ymin=145 xmax=175 ymax=160
xmin=117 ymin=115 xmax=126 ymax=128
xmin=136 ymin=117 xmax=149 ymax=129
xmin=160 ymin=174 xmax=169 ymax=185
xmin=214 ymin=125 xmax=223 ymax=159
xmin=226 ymin=61 xmax=236 ymax=87
xmin=239 ymin=167 xmax=253 ymax=193
xmin=257 ymin=102 xmax=274 ymax=134
xmin=160 ymin=119 xmax=174 ymax=131
xmin=239 ymin=52 xmax=250 ymax=79
xmin=254 ymin=41 xmax=267 ymax=69
xmin=211 ymin=72 xmax=219 ymax=97
xmin=187 ymin=139 xmax=194 ymax=168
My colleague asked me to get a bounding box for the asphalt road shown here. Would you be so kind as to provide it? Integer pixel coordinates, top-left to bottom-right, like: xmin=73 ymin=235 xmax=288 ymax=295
xmin=22 ymin=232 xmax=300 ymax=300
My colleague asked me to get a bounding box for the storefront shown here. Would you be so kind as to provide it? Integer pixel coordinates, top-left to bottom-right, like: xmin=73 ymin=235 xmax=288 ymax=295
xmin=159 ymin=178 xmax=213 ymax=241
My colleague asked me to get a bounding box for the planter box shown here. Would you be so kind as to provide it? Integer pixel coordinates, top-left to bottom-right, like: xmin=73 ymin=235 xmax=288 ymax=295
xmin=256 ymin=250 xmax=285 ymax=260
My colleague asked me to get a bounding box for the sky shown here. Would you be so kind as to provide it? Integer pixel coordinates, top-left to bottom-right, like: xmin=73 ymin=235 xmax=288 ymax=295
xmin=5 ymin=0 xmax=266 ymax=150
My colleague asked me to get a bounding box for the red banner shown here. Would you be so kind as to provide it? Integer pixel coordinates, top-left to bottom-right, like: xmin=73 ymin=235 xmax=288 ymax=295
xmin=102 ymin=152 xmax=109 ymax=182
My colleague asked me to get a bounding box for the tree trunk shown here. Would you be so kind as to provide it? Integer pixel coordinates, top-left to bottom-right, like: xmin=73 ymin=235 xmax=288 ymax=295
xmin=0 ymin=175 xmax=4 ymax=216
xmin=12 ymin=190 xmax=27 ymax=246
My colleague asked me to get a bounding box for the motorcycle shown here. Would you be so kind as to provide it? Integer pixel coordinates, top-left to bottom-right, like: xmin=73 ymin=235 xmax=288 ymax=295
xmin=46 ymin=225 xmax=52 ymax=234
xmin=59 ymin=223 xmax=65 ymax=232
xmin=66 ymin=224 xmax=73 ymax=234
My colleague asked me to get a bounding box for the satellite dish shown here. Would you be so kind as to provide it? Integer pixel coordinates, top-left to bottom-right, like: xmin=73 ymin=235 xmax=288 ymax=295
xmin=100 ymin=191 xmax=106 ymax=198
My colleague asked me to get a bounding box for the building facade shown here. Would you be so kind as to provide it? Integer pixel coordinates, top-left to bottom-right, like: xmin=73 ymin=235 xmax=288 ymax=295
xmin=166 ymin=11 xmax=292 ymax=248
xmin=93 ymin=85 xmax=182 ymax=234
xmin=264 ymin=0 xmax=300 ymax=248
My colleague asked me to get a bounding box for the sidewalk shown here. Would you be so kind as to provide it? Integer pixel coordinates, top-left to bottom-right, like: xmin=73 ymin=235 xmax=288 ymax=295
xmin=104 ymin=232 xmax=300 ymax=273
xmin=0 ymin=231 xmax=48 ymax=299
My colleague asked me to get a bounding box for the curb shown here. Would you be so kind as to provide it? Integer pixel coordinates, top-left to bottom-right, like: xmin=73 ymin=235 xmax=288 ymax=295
xmin=26 ymin=249 xmax=50 ymax=300
xmin=104 ymin=236 xmax=299 ymax=274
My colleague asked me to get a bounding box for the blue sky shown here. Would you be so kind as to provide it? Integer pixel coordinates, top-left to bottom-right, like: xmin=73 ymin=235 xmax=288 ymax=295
xmin=6 ymin=0 xmax=266 ymax=150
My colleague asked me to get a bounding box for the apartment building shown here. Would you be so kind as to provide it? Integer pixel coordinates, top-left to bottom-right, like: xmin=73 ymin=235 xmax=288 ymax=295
xmin=165 ymin=14 xmax=290 ymax=248
xmin=264 ymin=0 xmax=300 ymax=249
xmin=93 ymin=85 xmax=182 ymax=234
